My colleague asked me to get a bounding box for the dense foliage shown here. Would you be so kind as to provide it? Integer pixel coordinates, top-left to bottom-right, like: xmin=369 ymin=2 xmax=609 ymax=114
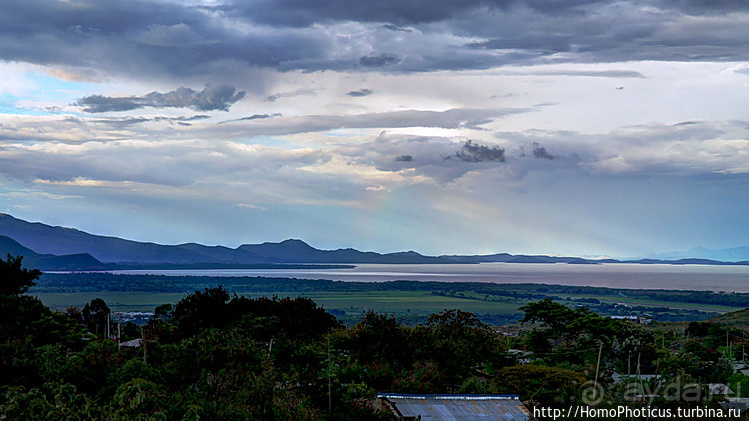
xmin=3 ymin=258 xmax=748 ymax=419
xmin=0 ymin=254 xmax=41 ymax=295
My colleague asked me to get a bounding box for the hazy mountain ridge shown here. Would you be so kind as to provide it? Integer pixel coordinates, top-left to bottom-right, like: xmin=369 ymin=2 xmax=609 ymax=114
xmin=0 ymin=235 xmax=106 ymax=271
xmin=0 ymin=214 xmax=450 ymax=266
xmin=651 ymin=246 xmax=749 ymax=262
xmin=1 ymin=213 xmax=747 ymax=269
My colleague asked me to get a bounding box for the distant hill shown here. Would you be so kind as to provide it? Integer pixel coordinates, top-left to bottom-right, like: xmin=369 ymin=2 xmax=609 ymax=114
xmin=0 ymin=213 xmax=267 ymax=264
xmin=1 ymin=213 xmax=747 ymax=268
xmin=0 ymin=213 xmax=451 ymax=265
xmin=239 ymin=239 xmax=449 ymax=264
xmin=0 ymin=235 xmax=106 ymax=271
xmin=439 ymin=253 xmax=514 ymax=263
xmin=651 ymin=246 xmax=749 ymax=263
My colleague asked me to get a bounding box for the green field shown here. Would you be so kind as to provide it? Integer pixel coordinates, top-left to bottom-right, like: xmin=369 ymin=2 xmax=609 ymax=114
xmin=28 ymin=271 xmax=748 ymax=326
xmin=32 ymin=289 xmax=523 ymax=325
xmin=32 ymin=291 xmax=189 ymax=313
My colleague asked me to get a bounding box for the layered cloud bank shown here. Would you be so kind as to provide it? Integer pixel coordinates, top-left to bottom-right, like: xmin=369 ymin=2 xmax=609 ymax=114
xmin=1 ymin=0 xmax=748 ymax=256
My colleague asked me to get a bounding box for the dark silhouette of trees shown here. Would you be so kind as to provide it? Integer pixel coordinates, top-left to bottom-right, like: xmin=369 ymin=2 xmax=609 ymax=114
xmin=421 ymin=309 xmax=507 ymax=386
xmin=0 ymin=257 xmax=82 ymax=389
xmin=82 ymin=298 xmax=110 ymax=337
xmin=0 ymin=254 xmax=41 ymax=295
xmin=172 ymin=286 xmax=231 ymax=337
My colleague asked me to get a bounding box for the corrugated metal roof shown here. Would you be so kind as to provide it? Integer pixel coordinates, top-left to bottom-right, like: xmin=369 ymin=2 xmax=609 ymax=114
xmin=378 ymin=394 xmax=531 ymax=420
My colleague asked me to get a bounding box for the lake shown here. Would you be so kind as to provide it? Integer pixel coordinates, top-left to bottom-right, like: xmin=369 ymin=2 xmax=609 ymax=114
xmin=108 ymin=262 xmax=749 ymax=292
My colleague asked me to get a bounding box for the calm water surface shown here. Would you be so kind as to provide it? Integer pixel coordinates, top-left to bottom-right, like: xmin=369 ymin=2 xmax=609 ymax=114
xmin=110 ymin=263 xmax=749 ymax=292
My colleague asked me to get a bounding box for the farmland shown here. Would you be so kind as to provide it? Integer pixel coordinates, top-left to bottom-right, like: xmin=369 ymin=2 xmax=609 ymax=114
xmin=29 ymin=272 xmax=745 ymax=325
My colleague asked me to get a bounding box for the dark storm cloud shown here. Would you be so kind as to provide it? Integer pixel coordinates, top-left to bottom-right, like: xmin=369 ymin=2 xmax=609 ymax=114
xmin=76 ymin=86 xmax=245 ymax=113
xmin=532 ymin=142 xmax=554 ymax=160
xmin=359 ymin=53 xmax=401 ymax=68
xmin=238 ymin=0 xmax=628 ymax=27
xmin=453 ymin=2 xmax=749 ymax=64
xmin=238 ymin=0 xmax=514 ymax=27
xmin=344 ymin=135 xmax=516 ymax=183
xmin=2 ymin=0 xmax=749 ymax=80
xmin=347 ymin=89 xmax=374 ymax=97
xmin=0 ymin=0 xmax=325 ymax=80
xmin=446 ymin=140 xmax=506 ymax=163
xmin=76 ymin=97 xmax=141 ymax=113
xmin=655 ymin=0 xmax=749 ymax=15
xmin=395 ymin=155 xmax=414 ymax=162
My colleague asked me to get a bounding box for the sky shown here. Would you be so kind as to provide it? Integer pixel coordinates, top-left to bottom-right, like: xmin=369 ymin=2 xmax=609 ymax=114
xmin=1 ymin=0 xmax=748 ymax=258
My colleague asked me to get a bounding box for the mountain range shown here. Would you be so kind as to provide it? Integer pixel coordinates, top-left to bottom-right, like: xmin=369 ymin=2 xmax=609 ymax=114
xmin=0 ymin=213 xmax=747 ymax=271
xmin=650 ymin=246 xmax=749 ymax=263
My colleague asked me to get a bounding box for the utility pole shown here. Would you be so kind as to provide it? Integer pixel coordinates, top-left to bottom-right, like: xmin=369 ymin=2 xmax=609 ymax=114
xmin=593 ymin=342 xmax=603 ymax=401
xmin=142 ymin=327 xmax=147 ymax=363
xmin=636 ymin=352 xmax=641 ymax=398
xmin=727 ymin=331 xmax=730 ymax=358
xmin=328 ymin=335 xmax=332 ymax=415
xmin=117 ymin=313 xmax=121 ymax=345
xmin=628 ymin=353 xmax=631 ymax=376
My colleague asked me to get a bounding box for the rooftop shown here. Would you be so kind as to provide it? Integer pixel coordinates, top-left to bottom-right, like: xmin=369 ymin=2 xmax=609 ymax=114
xmin=377 ymin=393 xmax=532 ymax=420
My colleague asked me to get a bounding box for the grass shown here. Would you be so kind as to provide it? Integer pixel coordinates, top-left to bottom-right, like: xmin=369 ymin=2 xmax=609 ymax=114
xmin=29 ymin=273 xmax=744 ymax=325
xmin=32 ymin=292 xmax=189 ymax=312
xmin=32 ymin=289 xmax=525 ymax=326
xmin=565 ymin=293 xmax=739 ymax=313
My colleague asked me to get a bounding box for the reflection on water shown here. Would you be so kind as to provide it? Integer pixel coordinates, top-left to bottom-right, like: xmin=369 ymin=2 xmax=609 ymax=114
xmin=109 ymin=262 xmax=749 ymax=292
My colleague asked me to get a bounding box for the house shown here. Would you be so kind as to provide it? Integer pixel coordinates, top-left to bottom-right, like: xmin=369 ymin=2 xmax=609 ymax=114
xmin=611 ymin=372 xmax=660 ymax=385
xmin=377 ymin=393 xmax=533 ymax=420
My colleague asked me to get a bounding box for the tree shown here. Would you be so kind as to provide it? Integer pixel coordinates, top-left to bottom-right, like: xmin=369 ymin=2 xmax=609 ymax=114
xmin=520 ymin=299 xmax=610 ymax=352
xmin=0 ymin=254 xmax=41 ymax=295
xmin=499 ymin=365 xmax=586 ymax=407
xmin=339 ymin=311 xmax=413 ymax=367
xmin=64 ymin=306 xmax=84 ymax=324
xmin=82 ymin=298 xmax=110 ymax=337
xmin=420 ymin=309 xmax=505 ymax=386
xmin=154 ymin=303 xmax=173 ymax=319
xmin=172 ymin=286 xmax=230 ymax=337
